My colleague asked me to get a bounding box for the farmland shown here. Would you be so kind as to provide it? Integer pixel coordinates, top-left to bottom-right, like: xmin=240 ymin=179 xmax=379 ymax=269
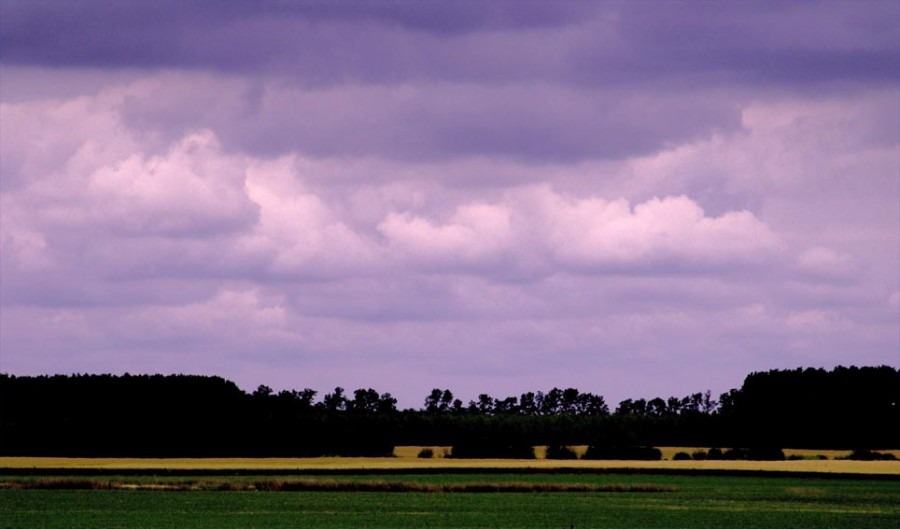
xmin=3 ymin=472 xmax=899 ymax=528
xmin=2 ymin=367 xmax=898 ymax=527
xmin=3 ymin=447 xmax=899 ymax=474
xmin=2 ymin=455 xmax=899 ymax=529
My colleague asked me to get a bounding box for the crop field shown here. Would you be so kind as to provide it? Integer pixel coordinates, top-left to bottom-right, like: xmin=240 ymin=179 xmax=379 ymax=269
xmin=3 ymin=449 xmax=899 ymax=475
xmin=2 ymin=451 xmax=900 ymax=529
xmin=3 ymin=471 xmax=900 ymax=529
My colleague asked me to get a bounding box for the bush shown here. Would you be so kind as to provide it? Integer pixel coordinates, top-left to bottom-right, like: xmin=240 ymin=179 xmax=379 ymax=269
xmin=746 ymin=447 xmax=785 ymax=461
xmin=449 ymin=440 xmax=535 ymax=459
xmin=417 ymin=448 xmax=434 ymax=459
xmin=691 ymin=449 xmax=708 ymax=460
xmin=582 ymin=445 xmax=662 ymax=461
xmin=673 ymin=451 xmax=692 ymax=461
xmin=545 ymin=445 xmax=578 ymax=460
xmin=787 ymin=454 xmax=827 ymax=461
xmin=706 ymin=447 xmax=724 ymax=460
xmin=845 ymin=448 xmax=897 ymax=461
xmin=723 ymin=447 xmax=785 ymax=461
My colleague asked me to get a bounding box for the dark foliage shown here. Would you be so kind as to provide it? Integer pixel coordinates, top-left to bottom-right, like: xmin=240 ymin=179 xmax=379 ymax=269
xmin=722 ymin=447 xmax=785 ymax=461
xmin=844 ymin=448 xmax=897 ymax=461
xmin=706 ymin=448 xmax=725 ymax=460
xmin=582 ymin=445 xmax=662 ymax=461
xmin=449 ymin=440 xmax=536 ymax=459
xmin=1 ymin=365 xmax=897 ymax=456
xmin=672 ymin=451 xmax=692 ymax=460
xmin=545 ymin=444 xmax=578 ymax=460
xmin=0 ymin=374 xmax=396 ymax=457
xmin=720 ymin=366 xmax=900 ymax=449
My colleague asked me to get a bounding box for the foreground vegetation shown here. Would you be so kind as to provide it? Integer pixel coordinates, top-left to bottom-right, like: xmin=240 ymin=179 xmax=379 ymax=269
xmin=3 ymin=472 xmax=899 ymax=529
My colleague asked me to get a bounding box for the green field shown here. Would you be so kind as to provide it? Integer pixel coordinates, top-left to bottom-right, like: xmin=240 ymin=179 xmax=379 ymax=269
xmin=3 ymin=472 xmax=899 ymax=529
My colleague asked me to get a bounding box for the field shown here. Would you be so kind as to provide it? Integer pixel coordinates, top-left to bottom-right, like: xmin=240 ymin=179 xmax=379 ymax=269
xmin=2 ymin=452 xmax=899 ymax=528
xmin=3 ymin=473 xmax=900 ymax=528
xmin=3 ymin=447 xmax=899 ymax=475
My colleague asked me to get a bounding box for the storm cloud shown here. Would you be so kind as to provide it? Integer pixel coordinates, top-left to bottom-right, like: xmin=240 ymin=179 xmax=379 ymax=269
xmin=1 ymin=0 xmax=897 ymax=406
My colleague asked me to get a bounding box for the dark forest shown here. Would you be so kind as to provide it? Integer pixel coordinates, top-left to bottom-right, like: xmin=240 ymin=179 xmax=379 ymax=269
xmin=1 ymin=366 xmax=897 ymax=457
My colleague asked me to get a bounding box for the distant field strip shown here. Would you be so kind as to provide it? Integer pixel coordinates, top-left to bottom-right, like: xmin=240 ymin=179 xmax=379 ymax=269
xmin=0 ymin=477 xmax=676 ymax=493
xmin=3 ymin=456 xmax=898 ymax=475
xmin=398 ymin=446 xmax=900 ymax=460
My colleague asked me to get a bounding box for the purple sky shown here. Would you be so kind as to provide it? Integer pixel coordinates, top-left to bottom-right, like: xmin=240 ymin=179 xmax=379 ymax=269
xmin=1 ymin=0 xmax=898 ymax=408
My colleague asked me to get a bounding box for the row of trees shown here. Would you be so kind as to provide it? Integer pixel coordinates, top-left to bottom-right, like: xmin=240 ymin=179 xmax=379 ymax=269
xmin=252 ymin=385 xmax=399 ymax=414
xmin=423 ymin=387 xmax=610 ymax=416
xmin=263 ymin=384 xmax=714 ymax=419
xmin=1 ymin=366 xmax=897 ymax=456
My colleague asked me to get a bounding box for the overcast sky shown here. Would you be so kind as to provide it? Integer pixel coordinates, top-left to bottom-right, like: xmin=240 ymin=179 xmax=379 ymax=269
xmin=1 ymin=0 xmax=898 ymax=408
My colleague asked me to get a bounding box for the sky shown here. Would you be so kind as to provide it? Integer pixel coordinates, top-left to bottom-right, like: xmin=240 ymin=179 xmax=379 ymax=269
xmin=1 ymin=0 xmax=898 ymax=409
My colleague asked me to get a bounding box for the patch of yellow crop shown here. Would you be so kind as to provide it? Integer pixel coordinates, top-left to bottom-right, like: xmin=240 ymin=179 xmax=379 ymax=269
xmin=398 ymin=445 xmax=592 ymax=459
xmin=1 ymin=455 xmax=898 ymax=475
xmin=660 ymin=447 xmax=900 ymax=460
xmin=403 ymin=446 xmax=900 ymax=461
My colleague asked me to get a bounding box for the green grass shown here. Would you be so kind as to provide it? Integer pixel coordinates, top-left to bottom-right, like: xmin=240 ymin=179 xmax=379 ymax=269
xmin=2 ymin=473 xmax=899 ymax=528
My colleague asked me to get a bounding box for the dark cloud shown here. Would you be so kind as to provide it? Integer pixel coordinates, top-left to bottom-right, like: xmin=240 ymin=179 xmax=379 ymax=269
xmin=3 ymin=0 xmax=896 ymax=89
xmin=0 ymin=0 xmax=587 ymax=76
xmin=116 ymin=79 xmax=742 ymax=162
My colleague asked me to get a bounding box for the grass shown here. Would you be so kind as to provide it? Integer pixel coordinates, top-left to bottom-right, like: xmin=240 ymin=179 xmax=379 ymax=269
xmin=2 ymin=473 xmax=899 ymax=528
xmin=0 ymin=477 xmax=676 ymax=493
xmin=2 ymin=452 xmax=897 ymax=527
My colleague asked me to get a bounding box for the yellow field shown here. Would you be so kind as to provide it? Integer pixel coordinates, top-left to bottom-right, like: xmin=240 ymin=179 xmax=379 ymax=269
xmin=657 ymin=447 xmax=900 ymax=460
xmin=394 ymin=446 xmax=900 ymax=459
xmin=398 ymin=446 xmax=900 ymax=460
xmin=2 ymin=447 xmax=899 ymax=475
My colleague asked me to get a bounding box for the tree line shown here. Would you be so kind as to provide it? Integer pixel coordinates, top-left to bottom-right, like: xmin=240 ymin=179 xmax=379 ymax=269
xmin=0 ymin=365 xmax=896 ymax=457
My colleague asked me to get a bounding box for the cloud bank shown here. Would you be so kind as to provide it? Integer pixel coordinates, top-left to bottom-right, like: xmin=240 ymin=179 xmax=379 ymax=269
xmin=1 ymin=1 xmax=897 ymax=406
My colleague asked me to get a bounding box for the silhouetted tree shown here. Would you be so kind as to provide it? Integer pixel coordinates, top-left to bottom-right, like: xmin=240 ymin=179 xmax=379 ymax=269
xmin=2 ymin=365 xmax=896 ymax=457
xmin=323 ymin=387 xmax=347 ymax=412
